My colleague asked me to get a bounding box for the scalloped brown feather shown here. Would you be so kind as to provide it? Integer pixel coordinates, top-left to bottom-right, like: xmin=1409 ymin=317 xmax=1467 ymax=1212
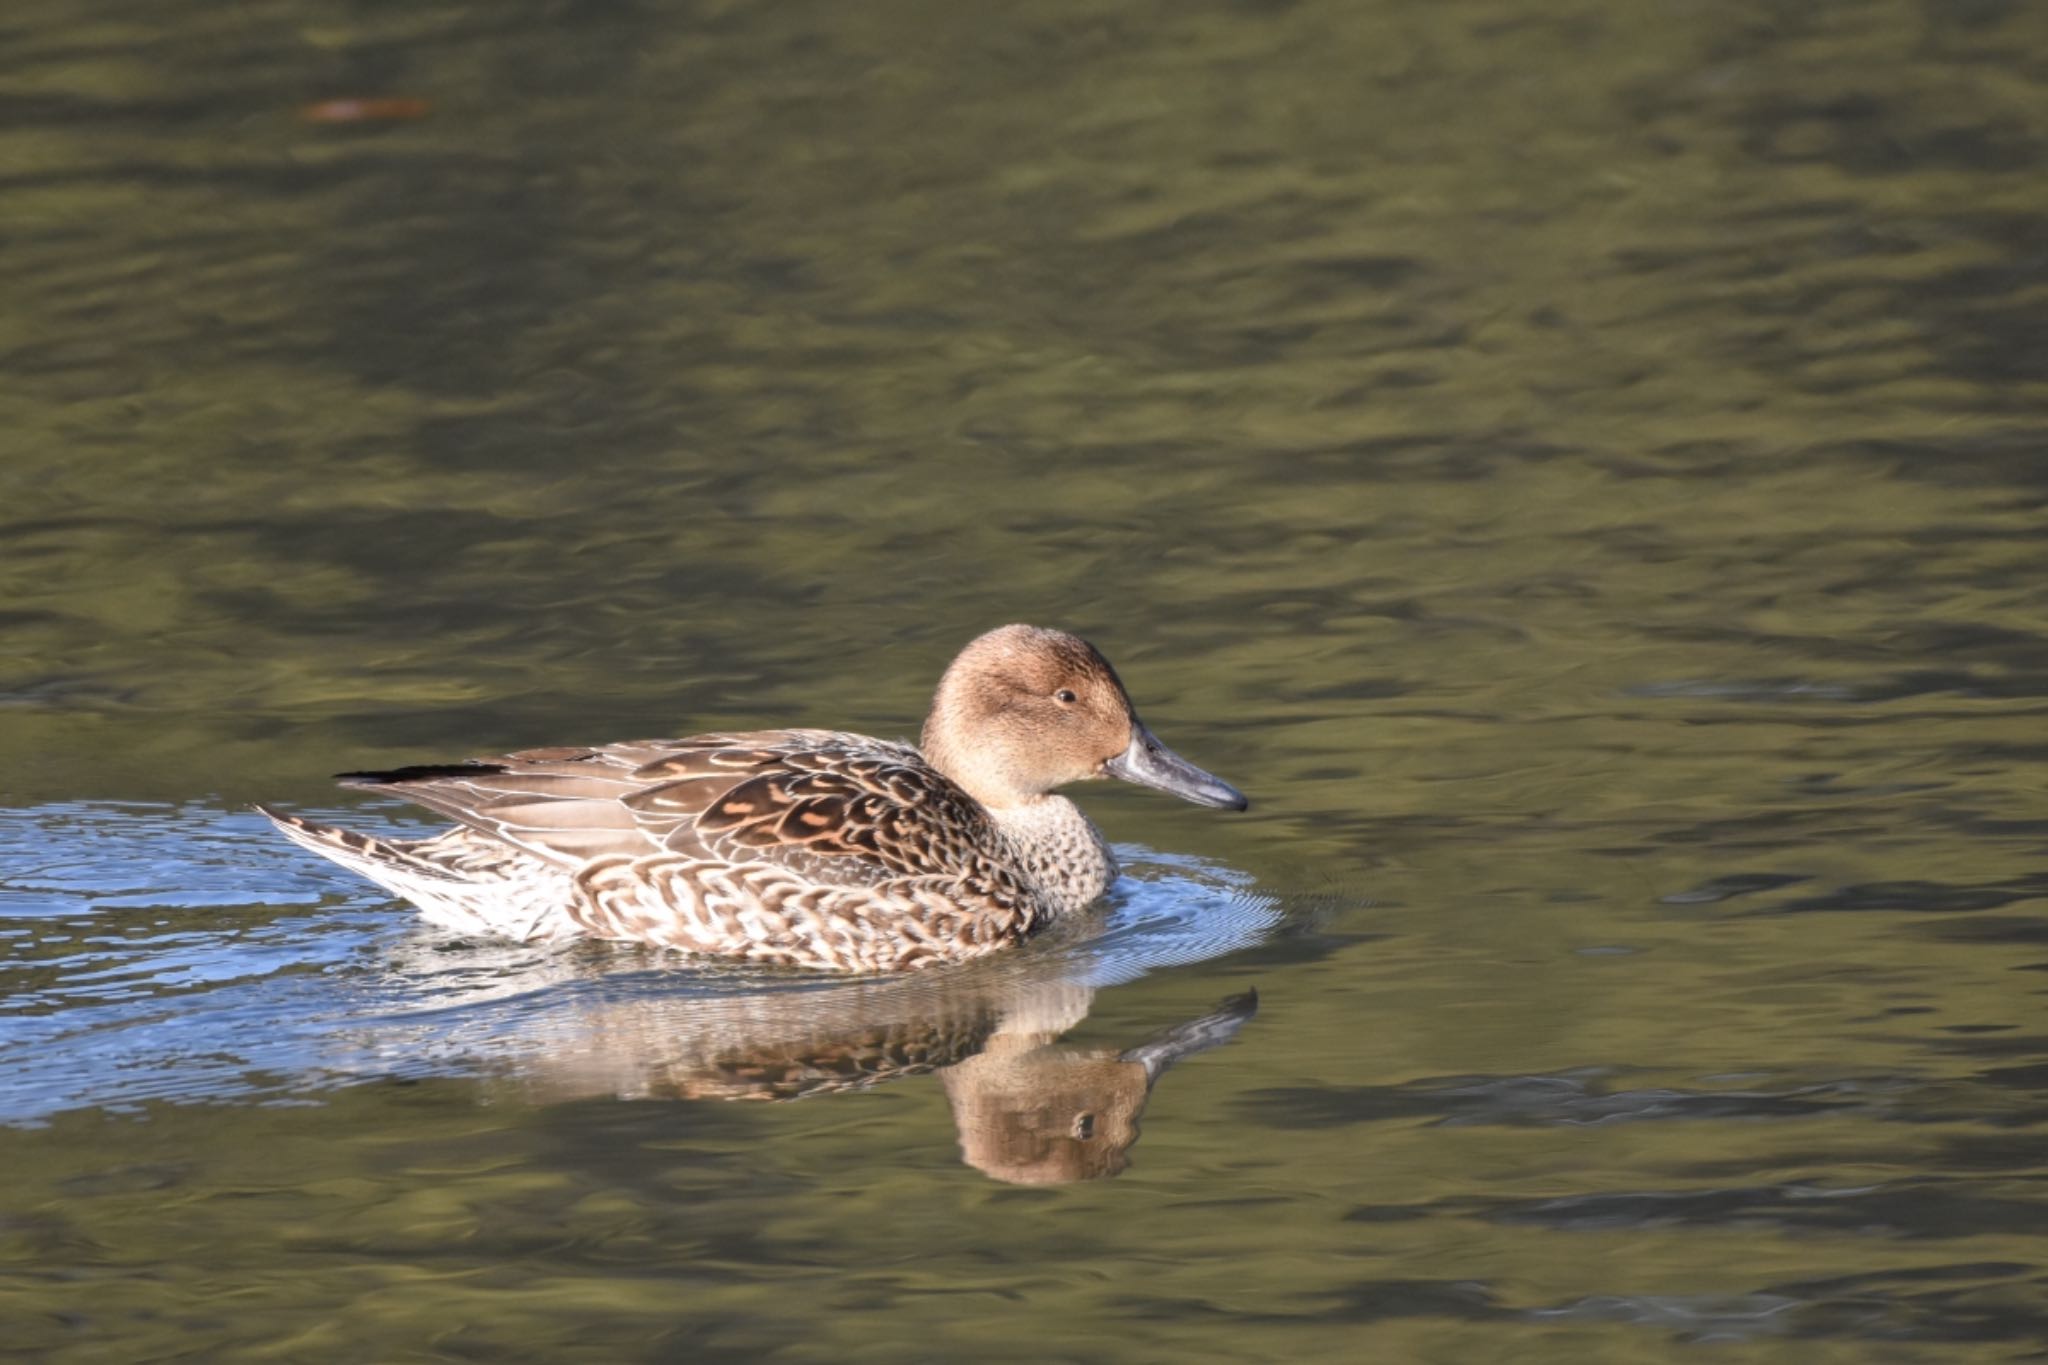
xmin=264 ymin=730 xmax=1053 ymax=971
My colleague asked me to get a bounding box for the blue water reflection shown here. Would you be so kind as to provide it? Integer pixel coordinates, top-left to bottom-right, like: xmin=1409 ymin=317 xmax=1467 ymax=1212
xmin=0 ymin=802 xmax=1277 ymax=1127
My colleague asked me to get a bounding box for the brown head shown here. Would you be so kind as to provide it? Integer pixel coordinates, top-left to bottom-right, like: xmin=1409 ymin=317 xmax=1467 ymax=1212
xmin=919 ymin=624 xmax=1247 ymax=813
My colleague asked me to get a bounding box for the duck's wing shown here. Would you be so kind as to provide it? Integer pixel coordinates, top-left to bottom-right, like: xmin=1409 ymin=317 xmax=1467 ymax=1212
xmin=337 ymin=729 xmax=996 ymax=888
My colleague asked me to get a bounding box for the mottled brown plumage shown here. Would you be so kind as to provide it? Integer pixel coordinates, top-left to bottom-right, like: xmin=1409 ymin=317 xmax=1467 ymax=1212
xmin=261 ymin=625 xmax=1246 ymax=971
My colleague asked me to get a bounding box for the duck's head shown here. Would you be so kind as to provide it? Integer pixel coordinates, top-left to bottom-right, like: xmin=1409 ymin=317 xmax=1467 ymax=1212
xmin=920 ymin=624 xmax=1248 ymax=813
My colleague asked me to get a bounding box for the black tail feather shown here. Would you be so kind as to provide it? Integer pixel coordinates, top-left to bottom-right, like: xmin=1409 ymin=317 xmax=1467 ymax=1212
xmin=335 ymin=762 xmax=509 ymax=787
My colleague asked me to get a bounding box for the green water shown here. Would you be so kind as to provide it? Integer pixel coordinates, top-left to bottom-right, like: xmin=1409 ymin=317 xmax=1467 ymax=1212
xmin=5 ymin=0 xmax=2048 ymax=1357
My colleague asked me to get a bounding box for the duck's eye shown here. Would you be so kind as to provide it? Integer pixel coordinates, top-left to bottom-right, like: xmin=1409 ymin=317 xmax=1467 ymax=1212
xmin=1054 ymin=688 xmax=1078 ymax=705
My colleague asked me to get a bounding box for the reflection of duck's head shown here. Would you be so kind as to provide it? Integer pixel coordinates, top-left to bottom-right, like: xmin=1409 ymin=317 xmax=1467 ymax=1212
xmin=939 ymin=990 xmax=1259 ymax=1185
xmin=942 ymin=1041 xmax=1151 ymax=1183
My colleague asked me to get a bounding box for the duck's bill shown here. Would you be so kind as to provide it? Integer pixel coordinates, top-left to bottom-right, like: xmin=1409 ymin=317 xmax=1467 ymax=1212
xmin=1104 ymin=725 xmax=1249 ymax=811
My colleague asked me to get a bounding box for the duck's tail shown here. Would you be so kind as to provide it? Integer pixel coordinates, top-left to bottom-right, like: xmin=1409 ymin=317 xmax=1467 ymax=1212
xmin=256 ymin=804 xmax=570 ymax=941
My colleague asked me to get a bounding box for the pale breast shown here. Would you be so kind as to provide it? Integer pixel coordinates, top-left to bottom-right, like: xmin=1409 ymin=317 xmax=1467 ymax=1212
xmin=987 ymin=797 xmax=1117 ymax=916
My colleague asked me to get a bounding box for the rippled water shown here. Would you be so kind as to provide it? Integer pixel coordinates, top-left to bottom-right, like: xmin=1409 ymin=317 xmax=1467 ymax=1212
xmin=5 ymin=0 xmax=2048 ymax=1358
xmin=1 ymin=801 xmax=1277 ymax=1129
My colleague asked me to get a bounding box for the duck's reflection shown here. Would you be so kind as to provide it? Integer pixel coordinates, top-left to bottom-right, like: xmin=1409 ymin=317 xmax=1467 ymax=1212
xmin=493 ymin=963 xmax=1256 ymax=1183
xmin=354 ymin=855 xmax=1277 ymax=1182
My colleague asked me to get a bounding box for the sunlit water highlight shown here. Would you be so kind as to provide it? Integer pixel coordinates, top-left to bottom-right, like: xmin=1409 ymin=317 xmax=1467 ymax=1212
xmin=0 ymin=802 xmax=1280 ymax=1124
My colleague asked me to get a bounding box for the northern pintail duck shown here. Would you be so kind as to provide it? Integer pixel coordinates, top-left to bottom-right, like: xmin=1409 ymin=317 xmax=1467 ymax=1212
xmin=261 ymin=625 xmax=1246 ymax=971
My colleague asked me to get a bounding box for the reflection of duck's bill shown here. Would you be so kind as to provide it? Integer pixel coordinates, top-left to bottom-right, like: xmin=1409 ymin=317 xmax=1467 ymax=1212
xmin=1118 ymin=988 xmax=1258 ymax=1083
xmin=1104 ymin=723 xmax=1249 ymax=811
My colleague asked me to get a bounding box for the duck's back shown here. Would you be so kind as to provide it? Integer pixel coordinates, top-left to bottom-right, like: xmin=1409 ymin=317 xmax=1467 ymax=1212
xmin=266 ymin=729 xmax=1049 ymax=970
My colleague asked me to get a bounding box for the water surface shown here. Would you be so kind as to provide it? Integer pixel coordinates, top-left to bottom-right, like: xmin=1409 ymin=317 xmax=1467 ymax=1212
xmin=5 ymin=0 xmax=2048 ymax=1359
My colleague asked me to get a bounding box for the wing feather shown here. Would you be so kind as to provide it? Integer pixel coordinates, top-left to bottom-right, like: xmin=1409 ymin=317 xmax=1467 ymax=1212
xmin=336 ymin=729 xmax=995 ymax=891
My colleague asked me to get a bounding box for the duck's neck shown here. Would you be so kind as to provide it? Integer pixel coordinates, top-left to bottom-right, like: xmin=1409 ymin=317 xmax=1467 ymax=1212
xmin=988 ymin=796 xmax=1117 ymax=915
